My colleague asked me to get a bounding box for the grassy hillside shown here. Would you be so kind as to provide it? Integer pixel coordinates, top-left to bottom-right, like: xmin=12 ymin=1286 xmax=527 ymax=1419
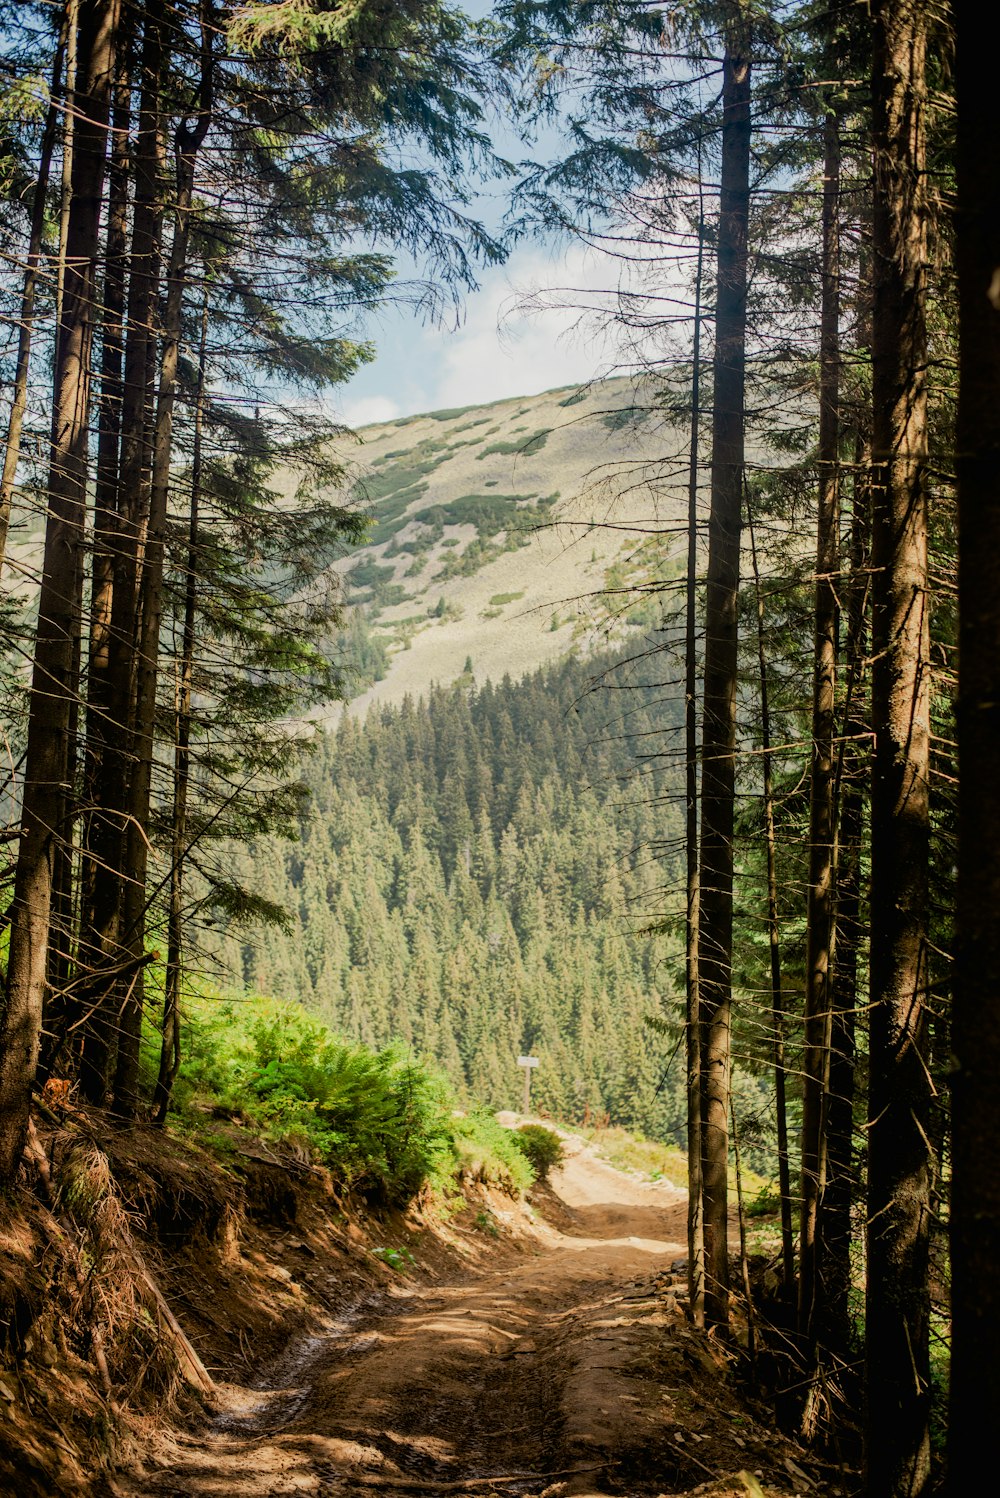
xmin=320 ymin=376 xmax=691 ymax=717
xmin=1 ymin=376 xmax=691 ymax=716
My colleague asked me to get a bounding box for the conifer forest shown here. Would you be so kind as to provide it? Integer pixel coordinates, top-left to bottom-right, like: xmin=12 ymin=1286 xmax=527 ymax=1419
xmin=0 ymin=2 xmax=996 ymax=1496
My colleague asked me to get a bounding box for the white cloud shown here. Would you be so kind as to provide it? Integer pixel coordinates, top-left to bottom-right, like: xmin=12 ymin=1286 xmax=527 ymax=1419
xmin=432 ymin=244 xmax=622 ymax=409
xmin=334 ymin=235 xmax=690 ymax=425
xmin=338 ymin=393 xmax=402 ymax=428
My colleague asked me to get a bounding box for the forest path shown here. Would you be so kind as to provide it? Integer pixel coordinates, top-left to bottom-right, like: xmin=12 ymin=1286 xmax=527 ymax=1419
xmin=129 ymin=1137 xmax=781 ymax=1498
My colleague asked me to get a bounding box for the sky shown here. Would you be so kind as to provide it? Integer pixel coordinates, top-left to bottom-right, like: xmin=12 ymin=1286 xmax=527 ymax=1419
xmin=326 ymin=3 xmax=677 ymax=429
xmin=333 ymin=240 xmax=641 ymax=429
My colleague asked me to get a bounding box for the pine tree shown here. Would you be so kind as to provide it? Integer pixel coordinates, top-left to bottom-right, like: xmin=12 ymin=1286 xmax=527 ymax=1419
xmin=865 ymin=1 xmax=933 ymax=1489
xmin=698 ymin=4 xmax=753 ymax=1330
xmin=0 ymin=0 xmax=119 ymax=1177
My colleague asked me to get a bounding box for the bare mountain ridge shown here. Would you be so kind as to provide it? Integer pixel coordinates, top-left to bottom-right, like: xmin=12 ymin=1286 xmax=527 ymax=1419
xmin=319 ymin=375 xmax=692 ymax=719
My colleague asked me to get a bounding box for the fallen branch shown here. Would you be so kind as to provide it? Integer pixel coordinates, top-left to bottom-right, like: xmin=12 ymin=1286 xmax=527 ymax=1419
xmin=231 ymin=1144 xmax=323 ymax=1177
xmin=126 ymin=1250 xmax=216 ymax=1396
xmin=667 ymin=1438 xmax=715 ymax=1479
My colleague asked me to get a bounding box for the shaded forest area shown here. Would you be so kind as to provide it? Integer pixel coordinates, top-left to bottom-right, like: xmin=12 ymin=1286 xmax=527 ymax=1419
xmin=1 ymin=1 xmax=999 ymax=1496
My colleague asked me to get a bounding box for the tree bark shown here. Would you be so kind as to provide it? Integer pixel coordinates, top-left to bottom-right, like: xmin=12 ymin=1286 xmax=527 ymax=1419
xmin=685 ymin=156 xmax=706 ymax=1330
xmin=747 ymin=500 xmax=795 ymax=1303
xmin=46 ymin=7 xmax=90 ymax=1007
xmin=951 ymin=0 xmax=1000 ymax=1483
xmin=54 ymin=0 xmax=79 ymax=340
xmin=66 ymin=7 xmax=134 ymax=1087
xmin=865 ymin=2 xmax=932 ymax=1492
xmin=113 ymin=3 xmax=214 ymax=1117
xmin=698 ymin=14 xmax=752 ymax=1330
xmin=153 ymin=292 xmax=209 ymax=1124
xmin=81 ymin=2 xmax=133 ymax=857
xmin=0 ymin=29 xmax=65 ymax=573
xmin=799 ymin=103 xmax=842 ymax=1348
xmin=78 ymin=2 xmax=165 ymax=1104
xmin=39 ymin=12 xmax=84 ymax=1014
xmin=822 ymin=440 xmax=869 ymax=1360
xmin=0 ymin=0 xmax=119 ymax=1182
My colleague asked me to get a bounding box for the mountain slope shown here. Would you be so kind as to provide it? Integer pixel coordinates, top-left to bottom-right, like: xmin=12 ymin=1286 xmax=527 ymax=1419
xmin=320 ymin=376 xmax=691 ymax=718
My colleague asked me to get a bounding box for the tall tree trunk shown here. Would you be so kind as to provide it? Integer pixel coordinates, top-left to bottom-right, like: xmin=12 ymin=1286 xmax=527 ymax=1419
xmin=951 ymin=1 xmax=1000 ymax=1483
xmin=81 ymin=3 xmax=133 ymax=850
xmin=0 ymin=0 xmax=119 ymax=1182
xmin=78 ymin=3 xmax=165 ymax=1104
xmin=54 ymin=0 xmax=79 ymax=340
xmin=799 ymin=104 xmax=842 ymax=1349
xmin=113 ymin=4 xmax=214 ymax=1118
xmin=747 ymin=500 xmax=795 ymax=1302
xmin=64 ymin=6 xmax=133 ymax=1085
xmin=45 ymin=613 xmax=83 ymax=1006
xmin=153 ymin=292 xmax=209 ymax=1124
xmin=44 ymin=0 xmax=90 ymax=1019
xmin=821 ymin=438 xmax=869 ymax=1361
xmin=0 ymin=29 xmax=65 ymax=573
xmin=866 ymin=2 xmax=932 ymax=1492
xmin=698 ymin=13 xmax=752 ymax=1330
xmin=730 ymin=1096 xmax=755 ymax=1376
xmin=685 ymin=157 xmax=706 ymax=1330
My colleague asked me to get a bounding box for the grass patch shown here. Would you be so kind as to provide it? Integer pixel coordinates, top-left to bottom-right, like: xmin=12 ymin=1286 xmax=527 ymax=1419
xmin=372 ymin=1246 xmax=417 ymax=1272
xmin=347 ymin=557 xmax=395 ymax=591
xmin=476 ymin=429 xmax=549 ymax=460
xmin=413 ymin=493 xmax=524 ymax=536
xmin=473 ymin=1209 xmax=500 ymax=1238
xmin=369 ymin=446 xmax=413 ymax=467
xmin=364 ymin=486 xmax=429 ymax=546
xmin=488 ymin=591 xmax=525 ymax=607
xmin=448 ymin=1111 xmax=534 ymax=1195
xmin=601 ymin=405 xmax=648 ymax=432
xmin=573 ymin=1124 xmax=689 ymax=1188
xmin=355 ymin=449 xmax=451 ymax=544
xmin=407 ymin=494 xmax=557 ymax=582
xmin=426 ymin=404 xmax=478 ymax=421
xmin=345 ymin=557 xmax=411 ymax=610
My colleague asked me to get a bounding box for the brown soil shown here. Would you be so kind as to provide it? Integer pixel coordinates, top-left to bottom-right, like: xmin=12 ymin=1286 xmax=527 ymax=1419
xmin=122 ymin=1134 xmax=842 ymax=1498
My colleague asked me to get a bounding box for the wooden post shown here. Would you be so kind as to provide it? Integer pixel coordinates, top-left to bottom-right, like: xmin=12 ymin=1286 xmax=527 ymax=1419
xmin=517 ymin=1055 xmax=539 ymax=1117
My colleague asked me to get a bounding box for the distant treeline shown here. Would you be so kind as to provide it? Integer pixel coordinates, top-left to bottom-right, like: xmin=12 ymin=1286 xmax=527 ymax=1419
xmin=216 ymin=647 xmax=699 ymax=1144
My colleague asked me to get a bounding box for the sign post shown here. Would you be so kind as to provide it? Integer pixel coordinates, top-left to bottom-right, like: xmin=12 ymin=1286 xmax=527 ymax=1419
xmin=517 ymin=1054 xmax=539 ymax=1117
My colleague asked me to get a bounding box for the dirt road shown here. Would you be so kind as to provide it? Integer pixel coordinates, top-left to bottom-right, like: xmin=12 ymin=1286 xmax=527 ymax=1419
xmin=129 ymin=1137 xmax=798 ymax=1498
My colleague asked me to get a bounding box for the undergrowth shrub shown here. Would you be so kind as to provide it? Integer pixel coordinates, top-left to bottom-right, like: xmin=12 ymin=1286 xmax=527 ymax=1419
xmin=514 ymin=1124 xmax=564 ymax=1182
xmin=176 ymin=997 xmax=453 ymax=1207
xmin=175 ymin=996 xmax=530 ymax=1209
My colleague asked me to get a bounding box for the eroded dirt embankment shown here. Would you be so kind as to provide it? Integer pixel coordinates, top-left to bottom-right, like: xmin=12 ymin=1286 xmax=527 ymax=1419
xmin=124 ymin=1135 xmax=835 ymax=1498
